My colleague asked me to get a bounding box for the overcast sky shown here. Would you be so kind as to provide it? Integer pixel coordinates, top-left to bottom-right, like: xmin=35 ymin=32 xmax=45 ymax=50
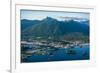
xmin=20 ymin=9 xmax=89 ymax=21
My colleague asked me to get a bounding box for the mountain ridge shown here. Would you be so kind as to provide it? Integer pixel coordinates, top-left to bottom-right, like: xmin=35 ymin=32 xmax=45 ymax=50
xmin=21 ymin=17 xmax=89 ymax=41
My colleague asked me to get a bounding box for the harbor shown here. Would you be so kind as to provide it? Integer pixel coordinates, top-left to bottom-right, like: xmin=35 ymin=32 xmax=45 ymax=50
xmin=21 ymin=40 xmax=89 ymax=62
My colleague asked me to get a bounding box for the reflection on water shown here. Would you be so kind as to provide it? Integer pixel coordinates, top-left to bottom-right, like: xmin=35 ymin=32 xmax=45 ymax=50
xmin=21 ymin=45 xmax=89 ymax=63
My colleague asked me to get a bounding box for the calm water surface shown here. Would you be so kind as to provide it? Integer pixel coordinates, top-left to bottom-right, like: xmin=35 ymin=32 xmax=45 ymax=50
xmin=22 ymin=45 xmax=89 ymax=62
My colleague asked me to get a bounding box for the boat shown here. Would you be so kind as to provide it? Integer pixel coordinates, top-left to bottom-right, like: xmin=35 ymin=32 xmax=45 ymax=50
xmin=66 ymin=49 xmax=76 ymax=55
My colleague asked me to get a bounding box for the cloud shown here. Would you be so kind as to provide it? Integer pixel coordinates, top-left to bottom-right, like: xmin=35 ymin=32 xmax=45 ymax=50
xmin=58 ymin=16 xmax=87 ymax=20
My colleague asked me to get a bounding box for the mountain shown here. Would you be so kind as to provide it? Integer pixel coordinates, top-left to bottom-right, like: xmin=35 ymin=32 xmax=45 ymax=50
xmin=21 ymin=19 xmax=40 ymax=30
xmin=21 ymin=17 xmax=89 ymax=41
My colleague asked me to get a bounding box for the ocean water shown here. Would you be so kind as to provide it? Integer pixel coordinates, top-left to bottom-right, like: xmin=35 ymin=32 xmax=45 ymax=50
xmin=22 ymin=45 xmax=90 ymax=63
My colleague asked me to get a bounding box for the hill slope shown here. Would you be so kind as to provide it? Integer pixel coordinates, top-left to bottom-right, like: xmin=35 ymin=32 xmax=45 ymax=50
xmin=21 ymin=17 xmax=89 ymax=41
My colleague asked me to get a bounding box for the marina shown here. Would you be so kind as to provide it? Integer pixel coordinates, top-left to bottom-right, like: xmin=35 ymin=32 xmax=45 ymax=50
xmin=21 ymin=41 xmax=89 ymax=62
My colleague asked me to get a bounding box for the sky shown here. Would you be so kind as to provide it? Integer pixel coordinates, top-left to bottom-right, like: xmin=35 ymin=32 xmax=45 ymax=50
xmin=20 ymin=9 xmax=90 ymax=21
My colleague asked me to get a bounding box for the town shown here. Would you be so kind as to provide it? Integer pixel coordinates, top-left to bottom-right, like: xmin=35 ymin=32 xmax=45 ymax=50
xmin=21 ymin=39 xmax=89 ymax=61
